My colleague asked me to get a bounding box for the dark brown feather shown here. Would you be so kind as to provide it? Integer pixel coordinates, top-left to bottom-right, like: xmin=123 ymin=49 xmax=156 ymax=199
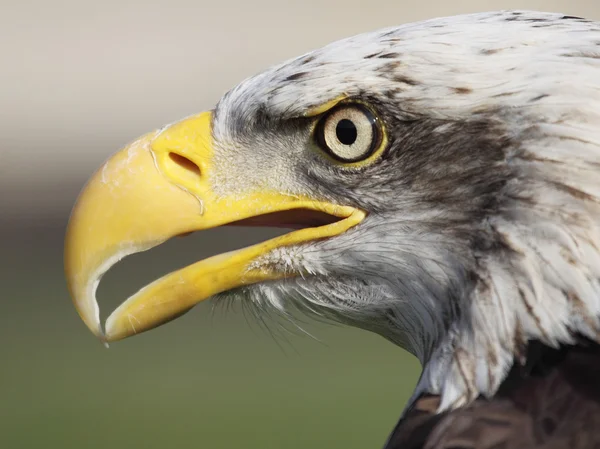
xmin=384 ymin=340 xmax=600 ymax=448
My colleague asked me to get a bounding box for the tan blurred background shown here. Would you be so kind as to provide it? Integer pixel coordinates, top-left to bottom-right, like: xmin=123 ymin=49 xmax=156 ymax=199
xmin=2 ymin=1 xmax=598 ymax=448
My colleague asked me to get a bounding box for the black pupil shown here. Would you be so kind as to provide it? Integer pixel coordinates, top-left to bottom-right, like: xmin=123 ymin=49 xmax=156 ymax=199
xmin=336 ymin=119 xmax=357 ymax=145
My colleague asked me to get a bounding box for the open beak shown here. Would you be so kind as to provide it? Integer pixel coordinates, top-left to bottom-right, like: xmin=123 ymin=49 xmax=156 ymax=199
xmin=64 ymin=112 xmax=365 ymax=343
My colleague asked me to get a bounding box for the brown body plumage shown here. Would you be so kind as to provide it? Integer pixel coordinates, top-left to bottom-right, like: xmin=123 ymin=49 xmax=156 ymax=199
xmin=387 ymin=339 xmax=600 ymax=448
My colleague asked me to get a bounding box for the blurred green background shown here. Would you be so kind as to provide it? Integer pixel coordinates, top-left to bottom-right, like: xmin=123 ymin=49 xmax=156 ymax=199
xmin=2 ymin=1 xmax=598 ymax=448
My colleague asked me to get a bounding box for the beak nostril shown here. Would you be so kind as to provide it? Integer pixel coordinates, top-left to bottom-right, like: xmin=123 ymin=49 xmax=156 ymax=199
xmin=168 ymin=153 xmax=201 ymax=177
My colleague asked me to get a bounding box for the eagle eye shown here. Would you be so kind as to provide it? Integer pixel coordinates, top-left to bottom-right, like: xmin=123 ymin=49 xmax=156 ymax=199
xmin=314 ymin=103 xmax=383 ymax=163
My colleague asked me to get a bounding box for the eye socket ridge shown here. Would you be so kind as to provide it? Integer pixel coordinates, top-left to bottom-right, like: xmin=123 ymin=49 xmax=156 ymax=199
xmin=314 ymin=102 xmax=383 ymax=163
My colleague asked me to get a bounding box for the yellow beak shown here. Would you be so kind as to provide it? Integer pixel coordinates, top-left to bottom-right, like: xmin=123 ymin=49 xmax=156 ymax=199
xmin=64 ymin=112 xmax=365 ymax=343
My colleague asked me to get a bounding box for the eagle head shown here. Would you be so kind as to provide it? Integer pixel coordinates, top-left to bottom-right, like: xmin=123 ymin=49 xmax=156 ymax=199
xmin=65 ymin=11 xmax=600 ymax=412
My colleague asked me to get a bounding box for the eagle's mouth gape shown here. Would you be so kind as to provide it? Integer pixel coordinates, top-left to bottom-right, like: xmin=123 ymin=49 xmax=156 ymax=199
xmin=64 ymin=114 xmax=365 ymax=343
xmin=230 ymin=209 xmax=344 ymax=229
xmin=96 ymin=207 xmax=346 ymax=341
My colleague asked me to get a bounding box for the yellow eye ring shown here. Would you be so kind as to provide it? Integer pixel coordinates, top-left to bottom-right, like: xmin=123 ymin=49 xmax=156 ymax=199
xmin=313 ymin=102 xmax=387 ymax=166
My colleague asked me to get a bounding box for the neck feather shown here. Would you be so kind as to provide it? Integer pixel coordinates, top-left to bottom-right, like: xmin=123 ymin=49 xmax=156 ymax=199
xmin=414 ymin=195 xmax=600 ymax=411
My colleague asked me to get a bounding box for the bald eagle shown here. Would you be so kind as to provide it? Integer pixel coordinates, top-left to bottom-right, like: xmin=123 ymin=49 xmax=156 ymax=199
xmin=65 ymin=10 xmax=600 ymax=448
